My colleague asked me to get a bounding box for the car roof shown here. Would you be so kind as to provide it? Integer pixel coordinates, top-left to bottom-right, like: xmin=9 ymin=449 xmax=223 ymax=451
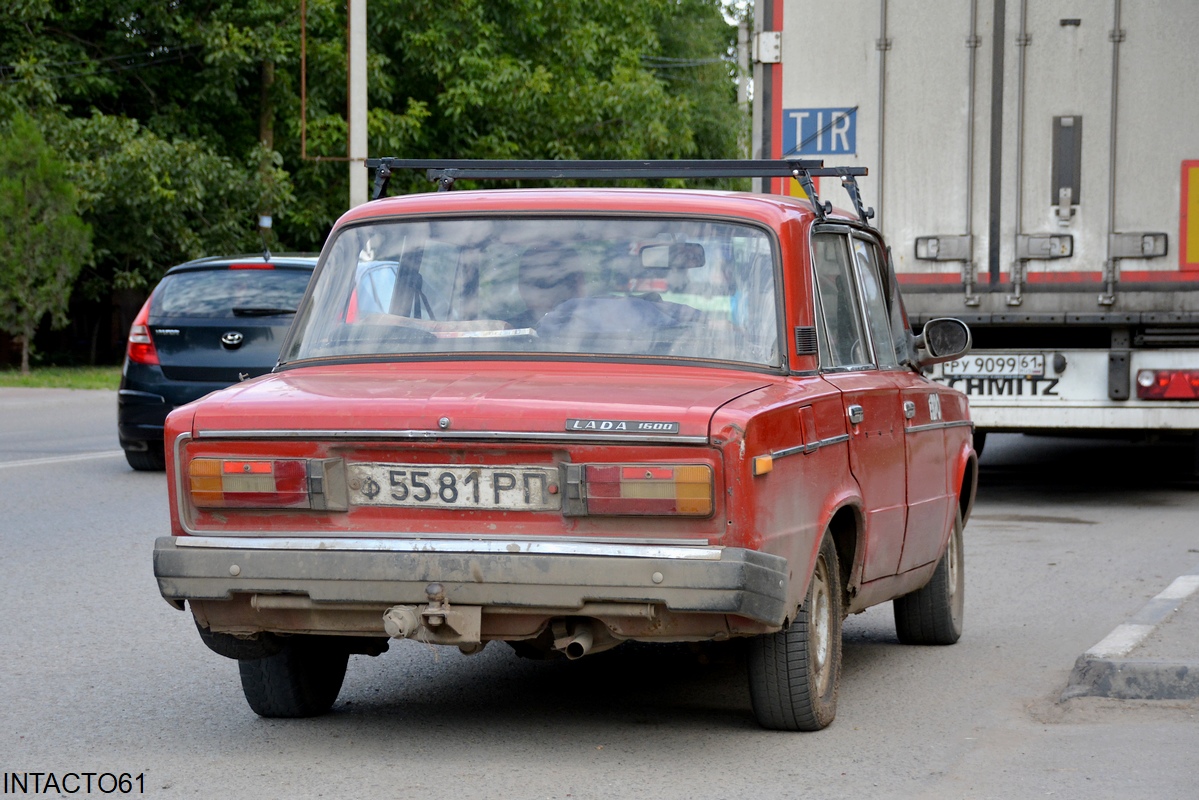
xmin=164 ymin=253 xmax=320 ymax=275
xmin=335 ymin=188 xmax=860 ymax=230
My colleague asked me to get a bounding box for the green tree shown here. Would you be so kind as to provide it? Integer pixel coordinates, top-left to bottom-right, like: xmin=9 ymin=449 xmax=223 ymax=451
xmin=0 ymin=113 xmax=92 ymax=373
xmin=0 ymin=0 xmax=746 ymax=363
xmin=48 ymin=111 xmax=292 ymax=296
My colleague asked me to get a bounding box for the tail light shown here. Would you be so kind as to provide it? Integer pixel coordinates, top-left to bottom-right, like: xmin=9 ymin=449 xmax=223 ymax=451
xmin=581 ymin=464 xmax=713 ymax=516
xmin=1136 ymin=369 xmax=1199 ymax=400
xmin=187 ymin=458 xmax=347 ymax=510
xmin=126 ymin=298 xmax=158 ymax=365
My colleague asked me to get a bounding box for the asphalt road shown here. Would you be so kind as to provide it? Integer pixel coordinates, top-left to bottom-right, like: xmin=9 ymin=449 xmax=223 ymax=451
xmin=1 ymin=387 xmax=1197 ymax=799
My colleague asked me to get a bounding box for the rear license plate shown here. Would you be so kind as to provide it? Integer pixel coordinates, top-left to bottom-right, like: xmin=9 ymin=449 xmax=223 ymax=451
xmin=940 ymin=353 xmax=1045 ymax=377
xmin=348 ymin=463 xmax=561 ymax=511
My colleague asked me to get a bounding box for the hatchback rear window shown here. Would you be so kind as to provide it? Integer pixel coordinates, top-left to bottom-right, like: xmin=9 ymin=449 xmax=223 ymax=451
xmin=154 ymin=269 xmax=313 ymax=318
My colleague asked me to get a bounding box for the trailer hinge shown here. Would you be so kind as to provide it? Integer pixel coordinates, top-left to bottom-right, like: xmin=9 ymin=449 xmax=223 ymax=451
xmin=1006 ymin=261 xmax=1024 ymax=307
xmin=753 ymin=31 xmax=782 ymax=64
xmin=1108 ymin=329 xmax=1131 ymax=400
xmin=961 ymin=261 xmax=980 ymax=307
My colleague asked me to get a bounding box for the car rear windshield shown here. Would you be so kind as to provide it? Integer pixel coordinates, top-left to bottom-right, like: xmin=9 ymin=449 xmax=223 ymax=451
xmin=283 ymin=217 xmax=781 ymax=367
xmin=153 ymin=268 xmax=313 ymax=319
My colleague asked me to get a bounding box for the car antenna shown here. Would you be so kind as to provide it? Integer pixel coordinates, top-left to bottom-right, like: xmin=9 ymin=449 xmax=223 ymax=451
xmin=258 ymin=214 xmax=273 ymax=262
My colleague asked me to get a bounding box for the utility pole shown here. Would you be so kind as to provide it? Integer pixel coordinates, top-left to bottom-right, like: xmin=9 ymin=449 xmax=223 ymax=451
xmin=347 ymin=0 xmax=368 ymax=207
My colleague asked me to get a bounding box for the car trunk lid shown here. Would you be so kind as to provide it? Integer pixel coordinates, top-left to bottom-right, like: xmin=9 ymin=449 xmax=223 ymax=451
xmin=188 ymin=361 xmax=773 ymax=439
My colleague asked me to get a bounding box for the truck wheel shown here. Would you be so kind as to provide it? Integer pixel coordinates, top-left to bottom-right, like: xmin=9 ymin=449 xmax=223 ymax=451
xmin=747 ymin=531 xmax=842 ymax=731
xmin=893 ymin=509 xmax=964 ymax=645
xmin=237 ymin=637 xmax=349 ymax=718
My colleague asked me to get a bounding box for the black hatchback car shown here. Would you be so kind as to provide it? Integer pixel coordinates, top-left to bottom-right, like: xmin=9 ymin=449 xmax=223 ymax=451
xmin=118 ymin=253 xmax=318 ymax=470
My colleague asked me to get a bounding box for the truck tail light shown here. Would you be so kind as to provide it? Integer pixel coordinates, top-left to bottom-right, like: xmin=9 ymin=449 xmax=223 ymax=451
xmin=189 ymin=458 xmax=310 ymax=509
xmin=126 ymin=298 xmax=159 ymax=365
xmin=1136 ymin=369 xmax=1199 ymax=400
xmin=583 ymin=464 xmax=713 ymax=516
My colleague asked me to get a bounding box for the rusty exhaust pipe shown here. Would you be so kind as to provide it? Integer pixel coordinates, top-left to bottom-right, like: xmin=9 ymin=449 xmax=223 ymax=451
xmin=563 ymin=624 xmax=594 ymax=660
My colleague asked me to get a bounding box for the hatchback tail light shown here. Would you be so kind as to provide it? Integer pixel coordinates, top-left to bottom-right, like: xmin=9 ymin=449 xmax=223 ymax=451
xmin=126 ymin=298 xmax=159 ymax=365
xmin=582 ymin=464 xmax=713 ymax=516
xmin=1136 ymin=369 xmax=1199 ymax=400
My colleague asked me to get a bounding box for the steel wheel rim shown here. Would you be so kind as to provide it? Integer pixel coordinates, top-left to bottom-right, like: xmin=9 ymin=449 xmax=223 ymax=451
xmin=947 ymin=522 xmax=961 ymax=601
xmin=810 ymin=555 xmax=832 ymax=695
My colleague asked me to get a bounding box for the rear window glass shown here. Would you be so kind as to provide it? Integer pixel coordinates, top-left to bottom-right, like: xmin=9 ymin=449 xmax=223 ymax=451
xmin=153 ymin=268 xmax=312 ymax=319
xmin=283 ymin=217 xmax=781 ymax=368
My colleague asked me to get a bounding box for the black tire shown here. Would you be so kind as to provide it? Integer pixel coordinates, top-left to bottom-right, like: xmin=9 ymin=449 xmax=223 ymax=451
xmin=238 ymin=637 xmax=349 ymax=718
xmin=748 ymin=531 xmax=843 ymax=731
xmin=124 ymin=447 xmax=165 ymax=471
xmin=972 ymin=430 xmax=987 ymax=458
xmin=893 ymin=509 xmax=965 ymax=645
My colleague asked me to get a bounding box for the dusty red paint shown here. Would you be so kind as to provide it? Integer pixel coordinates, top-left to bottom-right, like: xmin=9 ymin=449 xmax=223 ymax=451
xmin=164 ymin=184 xmax=975 ymax=627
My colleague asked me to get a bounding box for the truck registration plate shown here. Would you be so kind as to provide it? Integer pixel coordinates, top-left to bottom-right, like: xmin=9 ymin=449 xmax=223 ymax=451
xmin=348 ymin=463 xmax=561 ymax=511
xmin=940 ymin=353 xmax=1045 ymax=377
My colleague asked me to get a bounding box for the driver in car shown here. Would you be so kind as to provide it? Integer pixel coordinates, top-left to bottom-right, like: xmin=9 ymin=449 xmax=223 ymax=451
xmin=508 ymin=247 xmax=586 ymax=328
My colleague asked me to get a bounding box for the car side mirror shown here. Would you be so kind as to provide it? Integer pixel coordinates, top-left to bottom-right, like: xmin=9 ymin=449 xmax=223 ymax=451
xmin=914 ymin=317 xmax=972 ymax=367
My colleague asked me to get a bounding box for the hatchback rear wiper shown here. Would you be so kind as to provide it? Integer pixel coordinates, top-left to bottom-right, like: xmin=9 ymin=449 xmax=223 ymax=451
xmin=232 ymin=306 xmax=297 ymax=316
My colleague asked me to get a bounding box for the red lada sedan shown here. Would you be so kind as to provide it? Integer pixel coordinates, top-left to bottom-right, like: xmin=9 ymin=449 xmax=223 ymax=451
xmin=153 ymin=160 xmax=976 ymax=730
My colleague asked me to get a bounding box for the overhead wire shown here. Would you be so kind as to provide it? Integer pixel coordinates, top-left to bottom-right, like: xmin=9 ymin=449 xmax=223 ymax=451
xmin=0 ymin=44 xmax=200 ymax=84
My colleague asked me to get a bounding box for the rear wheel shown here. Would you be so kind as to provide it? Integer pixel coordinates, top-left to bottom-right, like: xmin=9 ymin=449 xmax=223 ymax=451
xmin=893 ymin=508 xmax=965 ymax=645
xmin=124 ymin=447 xmax=165 ymax=471
xmin=748 ymin=531 xmax=842 ymax=731
xmin=238 ymin=637 xmax=349 ymax=718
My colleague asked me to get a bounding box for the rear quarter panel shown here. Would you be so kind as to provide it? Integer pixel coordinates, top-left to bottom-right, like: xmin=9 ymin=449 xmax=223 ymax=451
xmin=710 ymin=379 xmax=857 ymax=619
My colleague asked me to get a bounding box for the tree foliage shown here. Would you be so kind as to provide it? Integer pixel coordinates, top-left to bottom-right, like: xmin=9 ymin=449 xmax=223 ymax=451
xmin=0 ymin=113 xmax=92 ymax=373
xmin=0 ymin=0 xmax=746 ymax=362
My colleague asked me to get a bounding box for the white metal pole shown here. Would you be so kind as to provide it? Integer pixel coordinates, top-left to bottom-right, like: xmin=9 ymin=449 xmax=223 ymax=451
xmin=348 ymin=0 xmax=368 ymax=207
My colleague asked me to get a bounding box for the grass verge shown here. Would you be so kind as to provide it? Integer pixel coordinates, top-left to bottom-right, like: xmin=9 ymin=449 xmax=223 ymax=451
xmin=0 ymin=365 xmax=122 ymax=390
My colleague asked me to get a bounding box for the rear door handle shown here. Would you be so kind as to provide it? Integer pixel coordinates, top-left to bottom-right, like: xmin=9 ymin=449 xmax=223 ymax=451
xmin=847 ymin=404 xmax=865 ymax=425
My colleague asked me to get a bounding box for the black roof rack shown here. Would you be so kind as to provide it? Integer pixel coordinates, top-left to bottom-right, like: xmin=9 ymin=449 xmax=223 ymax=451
xmin=364 ymin=158 xmax=874 ymax=225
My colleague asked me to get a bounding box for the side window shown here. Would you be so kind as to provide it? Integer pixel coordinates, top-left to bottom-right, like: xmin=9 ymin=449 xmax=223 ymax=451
xmin=883 ymin=247 xmax=917 ymax=366
xmin=851 ymin=237 xmax=900 ymax=369
xmin=812 ymin=233 xmax=870 ymax=369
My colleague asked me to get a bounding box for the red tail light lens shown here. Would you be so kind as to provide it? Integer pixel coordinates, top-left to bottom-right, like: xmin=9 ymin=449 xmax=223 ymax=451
xmin=584 ymin=464 xmax=713 ymax=516
xmin=190 ymin=458 xmax=310 ymax=508
xmin=126 ymin=298 xmax=159 ymax=365
xmin=1136 ymin=369 xmax=1199 ymax=400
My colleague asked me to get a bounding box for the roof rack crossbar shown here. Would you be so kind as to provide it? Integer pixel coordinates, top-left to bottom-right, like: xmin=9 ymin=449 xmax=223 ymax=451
xmin=364 ymin=159 xmax=872 ymax=224
xmin=368 ymin=157 xmax=827 ymax=174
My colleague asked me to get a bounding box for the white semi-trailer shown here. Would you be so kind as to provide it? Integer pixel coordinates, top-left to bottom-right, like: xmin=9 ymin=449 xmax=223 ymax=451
xmin=752 ymin=0 xmax=1199 ymax=456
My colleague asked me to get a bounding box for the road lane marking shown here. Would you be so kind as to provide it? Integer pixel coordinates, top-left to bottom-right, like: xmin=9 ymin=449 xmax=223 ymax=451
xmin=0 ymin=451 xmax=125 ymax=470
xmin=1084 ymin=572 xmax=1199 ymax=658
xmin=1087 ymin=623 xmax=1157 ymax=659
